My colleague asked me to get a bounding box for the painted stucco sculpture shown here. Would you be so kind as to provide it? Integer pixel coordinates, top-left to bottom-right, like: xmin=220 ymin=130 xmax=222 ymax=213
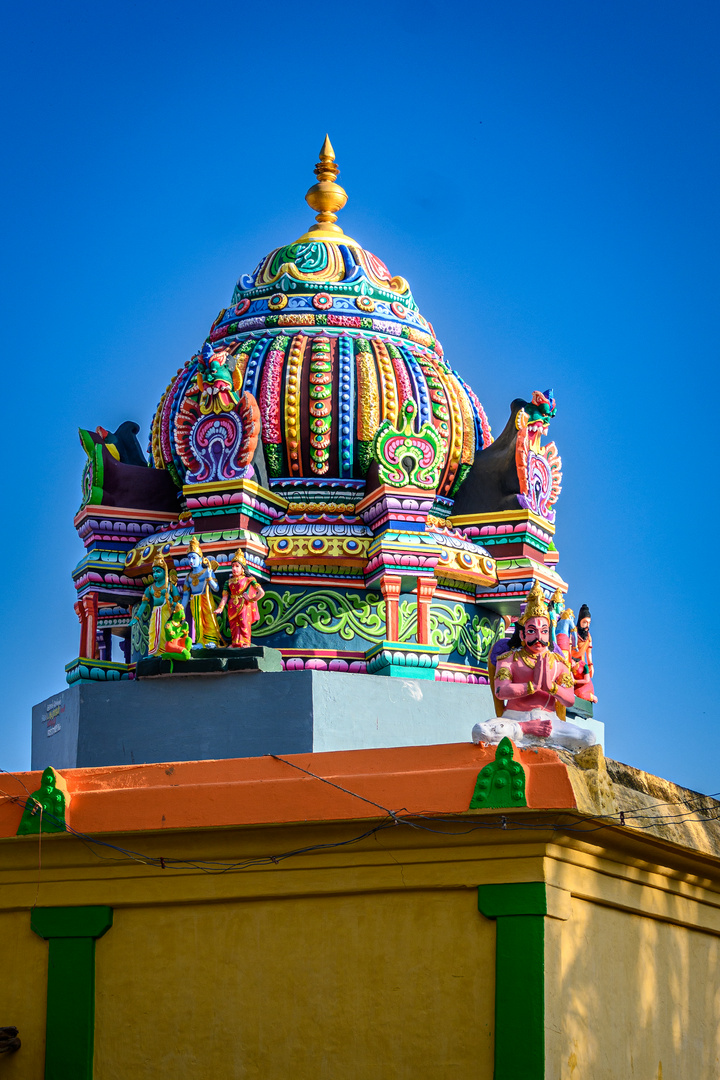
xmin=181 ymin=536 xmax=223 ymax=647
xmin=215 ymin=549 xmax=264 ymax=648
xmin=469 ymin=737 xmax=527 ymax=809
xmin=16 ymin=767 xmax=69 ymax=835
xmin=571 ymin=603 xmax=596 ymax=702
xmin=473 ymin=582 xmax=595 ymax=751
xmin=130 ymin=554 xmax=180 ymax=657
xmin=67 ymin=135 xmax=596 ymax=733
xmin=160 ymin=604 xmax=192 ymax=662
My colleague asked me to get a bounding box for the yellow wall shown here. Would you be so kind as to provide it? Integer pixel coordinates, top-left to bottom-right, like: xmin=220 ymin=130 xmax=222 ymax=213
xmin=93 ymin=889 xmax=495 ymax=1080
xmin=4 ymin=816 xmax=720 ymax=1080
xmin=0 ymin=910 xmax=48 ymax=1080
xmin=547 ymin=898 xmax=720 ymax=1079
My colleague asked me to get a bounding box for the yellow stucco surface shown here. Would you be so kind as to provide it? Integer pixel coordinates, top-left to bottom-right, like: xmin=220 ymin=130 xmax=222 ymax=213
xmin=546 ymin=881 xmax=720 ymax=1078
xmin=0 ymin=910 xmax=48 ymax=1080
xmin=93 ymin=888 xmax=495 ymax=1080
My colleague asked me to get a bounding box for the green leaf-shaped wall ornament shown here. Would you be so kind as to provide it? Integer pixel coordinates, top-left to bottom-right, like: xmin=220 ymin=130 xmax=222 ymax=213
xmin=469 ymin=738 xmax=527 ymax=809
xmin=372 ymin=399 xmax=445 ymax=489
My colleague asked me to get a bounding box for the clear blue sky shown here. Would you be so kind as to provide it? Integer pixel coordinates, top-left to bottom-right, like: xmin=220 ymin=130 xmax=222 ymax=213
xmin=2 ymin=1 xmax=718 ymax=792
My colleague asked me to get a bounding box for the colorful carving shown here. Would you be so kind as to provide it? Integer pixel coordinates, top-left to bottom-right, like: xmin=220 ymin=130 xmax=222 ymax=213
xmin=372 ymin=399 xmax=445 ymax=489
xmin=197 ymin=342 xmax=241 ymax=414
xmin=548 ymin=587 xmax=564 ymax=652
xmin=131 ymin=554 xmax=181 ymax=656
xmin=571 ymin=603 xmax=597 ymax=702
xmin=176 ymin=384 xmax=261 ymax=485
xmin=68 ymin=139 xmax=597 ymax=722
xmin=181 ymin=537 xmax=223 ymax=647
xmin=215 ymin=549 xmax=265 ymax=648
xmin=556 ymin=606 xmax=577 ymax=664
xmin=477 ymin=582 xmax=595 ymax=750
xmin=160 ymin=603 xmax=192 ymax=662
xmin=17 ymin=767 xmax=69 ymax=835
xmin=515 ymin=391 xmax=562 ymax=522
xmin=469 ymin=738 xmax=527 ymax=809
xmin=309 ymin=337 xmax=334 ymax=474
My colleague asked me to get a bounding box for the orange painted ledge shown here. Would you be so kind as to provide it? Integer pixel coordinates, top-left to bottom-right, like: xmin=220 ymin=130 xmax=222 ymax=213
xmin=0 ymin=742 xmax=576 ymax=837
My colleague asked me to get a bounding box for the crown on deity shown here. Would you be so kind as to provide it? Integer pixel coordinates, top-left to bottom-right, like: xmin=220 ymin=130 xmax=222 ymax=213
xmin=151 ymin=552 xmax=167 ymax=569
xmin=230 ymin=547 xmax=246 ymax=565
xmin=518 ymin=581 xmax=550 ymax=625
xmin=187 ymin=536 xmax=203 ymax=557
xmin=551 ymin=587 xmax=564 ymax=604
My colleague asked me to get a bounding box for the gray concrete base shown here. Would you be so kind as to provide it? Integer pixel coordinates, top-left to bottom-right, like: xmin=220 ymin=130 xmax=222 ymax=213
xmin=32 ymin=672 xmax=495 ymax=769
xmin=31 ymin=672 xmax=604 ymax=770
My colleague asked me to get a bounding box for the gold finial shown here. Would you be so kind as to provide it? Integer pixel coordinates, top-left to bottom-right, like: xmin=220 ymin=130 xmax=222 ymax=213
xmin=297 ymin=135 xmax=353 ymax=242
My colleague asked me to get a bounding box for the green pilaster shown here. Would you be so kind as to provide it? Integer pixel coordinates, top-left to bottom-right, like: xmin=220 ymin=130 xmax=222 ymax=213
xmin=478 ymin=882 xmax=546 ymax=1080
xmin=31 ymin=906 xmax=113 ymax=1080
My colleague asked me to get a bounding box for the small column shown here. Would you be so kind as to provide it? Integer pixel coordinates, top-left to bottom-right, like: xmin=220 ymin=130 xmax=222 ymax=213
xmin=73 ymin=601 xmax=85 ymax=660
xmin=80 ymin=593 xmax=98 ymax=660
xmin=31 ymin=906 xmax=113 ymax=1080
xmin=380 ymin=575 xmax=402 ymax=641
xmin=416 ymin=576 xmax=437 ymax=645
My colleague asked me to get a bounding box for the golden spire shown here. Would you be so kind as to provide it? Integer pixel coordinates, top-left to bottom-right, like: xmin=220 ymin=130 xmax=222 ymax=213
xmin=296 ymin=136 xmax=357 ymax=244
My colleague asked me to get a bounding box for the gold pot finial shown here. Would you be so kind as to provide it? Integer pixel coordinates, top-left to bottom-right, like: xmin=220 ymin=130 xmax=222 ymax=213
xmin=304 ymin=134 xmax=348 ymax=236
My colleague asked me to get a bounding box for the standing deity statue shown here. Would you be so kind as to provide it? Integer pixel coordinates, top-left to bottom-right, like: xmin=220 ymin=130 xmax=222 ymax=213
xmin=548 ymin=587 xmax=564 ymax=653
xmin=131 ymin=554 xmax=181 ymax=656
xmin=571 ymin=603 xmax=597 ymax=702
xmin=214 ymin=549 xmax=264 ymax=648
xmin=475 ymin=581 xmax=595 ymax=751
xmin=555 ymin=606 xmax=577 ymax=666
xmin=182 ymin=536 xmax=224 ymax=648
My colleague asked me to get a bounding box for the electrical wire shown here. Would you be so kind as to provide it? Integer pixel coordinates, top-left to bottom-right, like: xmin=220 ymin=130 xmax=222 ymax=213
xmin=2 ymin=758 xmax=720 ymax=879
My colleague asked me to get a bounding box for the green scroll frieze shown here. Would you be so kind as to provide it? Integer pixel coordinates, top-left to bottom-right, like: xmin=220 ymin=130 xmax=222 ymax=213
xmin=253 ymin=589 xmax=501 ymax=662
xmin=253 ymin=589 xmax=387 ymax=642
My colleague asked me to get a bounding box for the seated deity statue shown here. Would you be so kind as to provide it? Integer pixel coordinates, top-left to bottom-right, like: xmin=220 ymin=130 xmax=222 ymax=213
xmin=160 ymin=603 xmax=192 ymax=661
xmin=474 ymin=581 xmax=595 ymax=751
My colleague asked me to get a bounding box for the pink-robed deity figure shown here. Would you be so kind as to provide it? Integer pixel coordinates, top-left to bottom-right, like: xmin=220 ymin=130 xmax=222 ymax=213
xmin=570 ymin=603 xmax=597 ymax=703
xmin=491 ymin=581 xmax=576 ymax=738
xmin=215 ymin=549 xmax=264 ymax=648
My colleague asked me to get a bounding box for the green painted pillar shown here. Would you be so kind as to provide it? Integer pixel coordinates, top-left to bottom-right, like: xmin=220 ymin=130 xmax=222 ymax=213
xmin=31 ymin=906 xmax=113 ymax=1080
xmin=478 ymin=882 xmax=547 ymax=1080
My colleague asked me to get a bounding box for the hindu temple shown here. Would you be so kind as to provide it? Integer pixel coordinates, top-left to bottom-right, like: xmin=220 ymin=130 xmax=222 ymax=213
xmin=8 ymin=140 xmax=720 ymax=1080
xmin=30 ymin=136 xmax=603 ymax=768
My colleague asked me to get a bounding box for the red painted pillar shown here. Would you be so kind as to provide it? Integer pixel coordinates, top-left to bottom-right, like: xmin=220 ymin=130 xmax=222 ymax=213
xmin=416 ymin=577 xmax=437 ymax=645
xmin=74 ymin=601 xmax=85 ymax=659
xmin=380 ymin=575 xmax=402 ymax=642
xmin=80 ymin=593 xmax=99 ymax=659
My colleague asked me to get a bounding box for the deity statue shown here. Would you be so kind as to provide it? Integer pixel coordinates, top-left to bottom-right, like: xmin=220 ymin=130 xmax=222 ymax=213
xmin=548 ymin=588 xmax=564 ymax=652
xmin=555 ymin=606 xmax=577 ymax=665
xmin=131 ymin=554 xmax=181 ymax=656
xmin=214 ymin=549 xmax=264 ymax=648
xmin=197 ymin=341 xmax=241 ymax=415
xmin=475 ymin=581 xmax=595 ymax=751
xmin=182 ymin=536 xmax=224 ymax=648
xmin=160 ymin=603 xmax=192 ymax=662
xmin=570 ymin=603 xmax=597 ymax=702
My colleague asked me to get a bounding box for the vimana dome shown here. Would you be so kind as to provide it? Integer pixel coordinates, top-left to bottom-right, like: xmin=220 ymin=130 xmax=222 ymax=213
xmin=72 ymin=135 xmax=573 ymax=695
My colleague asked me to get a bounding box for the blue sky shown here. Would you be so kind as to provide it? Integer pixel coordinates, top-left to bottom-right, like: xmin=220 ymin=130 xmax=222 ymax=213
xmin=2 ymin=0 xmax=718 ymax=792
